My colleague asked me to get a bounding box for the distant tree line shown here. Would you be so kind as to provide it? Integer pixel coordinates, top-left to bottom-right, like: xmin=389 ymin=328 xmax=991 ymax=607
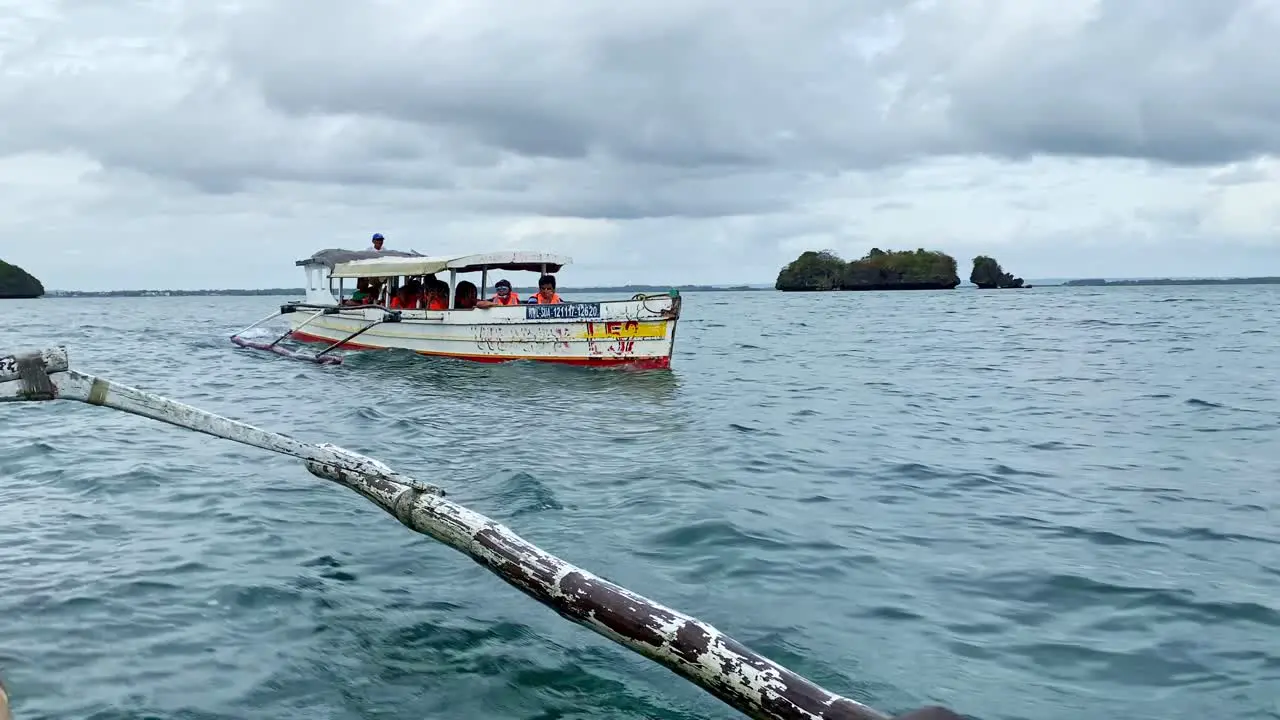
xmin=1064 ymin=277 xmax=1280 ymax=287
xmin=46 ymin=288 xmax=309 ymax=297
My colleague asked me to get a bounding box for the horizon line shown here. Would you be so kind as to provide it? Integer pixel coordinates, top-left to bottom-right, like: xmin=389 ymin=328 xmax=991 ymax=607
xmin=34 ymin=273 xmax=1280 ymax=295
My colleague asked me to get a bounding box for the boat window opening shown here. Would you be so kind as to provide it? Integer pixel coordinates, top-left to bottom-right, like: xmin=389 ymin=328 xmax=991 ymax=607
xmin=480 ymin=269 xmax=488 ymax=300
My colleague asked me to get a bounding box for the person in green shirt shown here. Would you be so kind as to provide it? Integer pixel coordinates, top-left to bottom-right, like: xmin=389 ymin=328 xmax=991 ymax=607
xmin=347 ymin=278 xmax=374 ymax=305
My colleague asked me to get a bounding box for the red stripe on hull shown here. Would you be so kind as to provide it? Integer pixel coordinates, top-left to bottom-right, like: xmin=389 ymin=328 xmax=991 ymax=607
xmin=288 ymin=330 xmax=672 ymax=370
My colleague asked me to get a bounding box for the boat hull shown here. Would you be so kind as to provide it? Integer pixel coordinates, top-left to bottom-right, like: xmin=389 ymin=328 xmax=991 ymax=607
xmin=284 ymin=295 xmax=681 ymax=370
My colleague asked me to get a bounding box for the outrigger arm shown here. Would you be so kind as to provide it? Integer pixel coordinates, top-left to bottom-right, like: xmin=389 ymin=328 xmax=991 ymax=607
xmin=0 ymin=347 xmax=962 ymax=720
xmin=314 ymin=310 xmax=400 ymax=358
xmin=228 ymin=302 xmax=401 ymax=364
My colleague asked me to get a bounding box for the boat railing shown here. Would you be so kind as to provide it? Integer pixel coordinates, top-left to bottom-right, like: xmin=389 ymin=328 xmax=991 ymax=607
xmin=0 ymin=346 xmax=961 ymax=720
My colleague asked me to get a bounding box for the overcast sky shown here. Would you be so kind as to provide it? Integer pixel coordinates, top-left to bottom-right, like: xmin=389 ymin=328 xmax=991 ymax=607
xmin=1 ymin=0 xmax=1278 ymax=290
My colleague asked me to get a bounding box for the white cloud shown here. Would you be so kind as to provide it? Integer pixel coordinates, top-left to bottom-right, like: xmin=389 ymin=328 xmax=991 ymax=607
xmin=1 ymin=0 xmax=1278 ymax=290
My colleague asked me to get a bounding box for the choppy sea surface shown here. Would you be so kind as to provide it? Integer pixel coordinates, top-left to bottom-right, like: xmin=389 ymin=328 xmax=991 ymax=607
xmin=2 ymin=286 xmax=1280 ymax=720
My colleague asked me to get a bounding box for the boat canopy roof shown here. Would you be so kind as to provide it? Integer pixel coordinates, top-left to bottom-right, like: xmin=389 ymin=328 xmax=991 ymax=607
xmin=296 ymin=248 xmax=422 ymax=269
xmin=328 ymin=251 xmax=572 ymax=279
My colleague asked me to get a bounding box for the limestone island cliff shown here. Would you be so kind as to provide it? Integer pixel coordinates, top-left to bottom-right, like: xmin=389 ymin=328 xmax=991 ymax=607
xmin=970 ymin=255 xmax=1028 ymax=289
xmin=776 ymin=249 xmax=961 ymax=292
xmin=0 ymin=260 xmax=44 ymax=299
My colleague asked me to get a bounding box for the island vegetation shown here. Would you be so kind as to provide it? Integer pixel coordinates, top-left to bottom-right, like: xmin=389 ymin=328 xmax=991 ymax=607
xmin=775 ymin=248 xmax=961 ymax=292
xmin=1064 ymin=277 xmax=1280 ymax=287
xmin=0 ymin=260 xmax=44 ymax=298
xmin=969 ymin=256 xmax=1027 ymax=289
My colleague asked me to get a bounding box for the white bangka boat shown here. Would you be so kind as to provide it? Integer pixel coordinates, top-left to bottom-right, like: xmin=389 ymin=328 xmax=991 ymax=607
xmin=230 ymin=249 xmax=682 ymax=370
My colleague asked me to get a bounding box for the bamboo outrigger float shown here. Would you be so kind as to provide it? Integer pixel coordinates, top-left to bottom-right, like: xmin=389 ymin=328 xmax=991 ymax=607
xmin=0 ymin=347 xmax=960 ymax=720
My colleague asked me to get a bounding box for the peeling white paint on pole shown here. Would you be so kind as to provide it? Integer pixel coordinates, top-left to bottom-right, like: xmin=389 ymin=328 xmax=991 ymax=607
xmin=0 ymin=675 xmax=10 ymax=720
xmin=0 ymin=346 xmax=963 ymax=720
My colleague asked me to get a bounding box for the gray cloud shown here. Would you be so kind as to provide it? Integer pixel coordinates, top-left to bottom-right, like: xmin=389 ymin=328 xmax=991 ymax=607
xmin=214 ymin=1 xmax=904 ymax=169
xmin=891 ymin=0 xmax=1280 ymax=166
xmin=8 ymin=1 xmax=1279 ymax=194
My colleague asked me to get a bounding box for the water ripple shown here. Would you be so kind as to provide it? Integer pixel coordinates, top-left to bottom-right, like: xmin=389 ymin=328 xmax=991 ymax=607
xmin=3 ymin=287 xmax=1280 ymax=719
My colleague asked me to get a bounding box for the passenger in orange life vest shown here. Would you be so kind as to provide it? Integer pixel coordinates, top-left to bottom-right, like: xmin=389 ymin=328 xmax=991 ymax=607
xmin=475 ymin=278 xmax=520 ymax=308
xmin=423 ymin=280 xmax=449 ymax=310
xmin=528 ymin=274 xmax=562 ymax=304
xmin=390 ymin=280 xmax=421 ymax=309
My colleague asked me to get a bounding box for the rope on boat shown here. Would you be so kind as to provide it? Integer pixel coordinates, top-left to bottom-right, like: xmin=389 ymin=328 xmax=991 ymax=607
xmin=0 ymin=346 xmax=962 ymax=720
xmin=629 ymin=291 xmax=682 ymax=318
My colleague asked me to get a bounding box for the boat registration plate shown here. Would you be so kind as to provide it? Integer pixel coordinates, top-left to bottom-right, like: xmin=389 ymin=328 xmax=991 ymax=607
xmin=526 ymin=303 xmax=602 ymax=320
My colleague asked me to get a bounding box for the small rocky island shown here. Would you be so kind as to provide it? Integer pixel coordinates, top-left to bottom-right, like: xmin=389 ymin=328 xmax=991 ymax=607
xmin=776 ymin=248 xmax=961 ymax=292
xmin=0 ymin=260 xmax=44 ymax=299
xmin=969 ymin=255 xmax=1027 ymax=289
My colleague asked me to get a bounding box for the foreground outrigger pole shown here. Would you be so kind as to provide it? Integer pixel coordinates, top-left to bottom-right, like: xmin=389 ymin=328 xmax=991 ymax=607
xmin=0 ymin=347 xmax=962 ymax=720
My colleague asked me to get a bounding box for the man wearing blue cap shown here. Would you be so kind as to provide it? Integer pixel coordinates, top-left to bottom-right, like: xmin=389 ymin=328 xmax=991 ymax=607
xmin=368 ymin=233 xmax=385 ymax=251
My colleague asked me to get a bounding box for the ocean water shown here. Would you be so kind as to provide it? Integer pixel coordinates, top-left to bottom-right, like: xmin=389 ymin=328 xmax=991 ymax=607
xmin=2 ymin=286 xmax=1279 ymax=720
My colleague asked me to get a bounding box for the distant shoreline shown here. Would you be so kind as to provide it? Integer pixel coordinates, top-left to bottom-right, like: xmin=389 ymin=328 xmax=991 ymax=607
xmin=1062 ymin=277 xmax=1280 ymax=287
xmin=42 ymin=285 xmax=770 ymax=298
xmin=35 ymin=276 xmax=1280 ymax=297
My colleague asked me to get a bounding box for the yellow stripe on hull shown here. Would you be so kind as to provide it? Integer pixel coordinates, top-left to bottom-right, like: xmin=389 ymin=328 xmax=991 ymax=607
xmin=579 ymin=321 xmax=668 ymax=340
